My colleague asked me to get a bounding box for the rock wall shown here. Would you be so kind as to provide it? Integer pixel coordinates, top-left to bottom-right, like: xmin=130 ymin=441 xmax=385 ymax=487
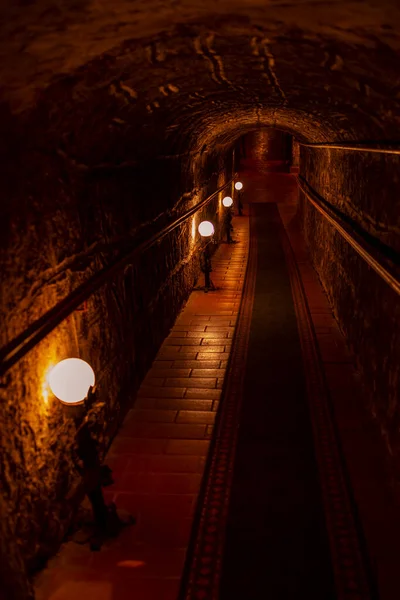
xmin=300 ymin=147 xmax=400 ymax=465
xmin=244 ymin=129 xmax=291 ymax=163
xmin=291 ymin=140 xmax=300 ymax=169
xmin=0 ymin=114 xmax=233 ymax=592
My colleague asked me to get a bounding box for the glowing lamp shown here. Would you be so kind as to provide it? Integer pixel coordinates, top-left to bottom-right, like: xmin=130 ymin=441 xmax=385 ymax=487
xmin=198 ymin=221 xmax=214 ymax=237
xmin=222 ymin=196 xmax=233 ymax=208
xmin=235 ymin=181 xmax=243 ymax=190
xmin=48 ymin=358 xmax=95 ymax=405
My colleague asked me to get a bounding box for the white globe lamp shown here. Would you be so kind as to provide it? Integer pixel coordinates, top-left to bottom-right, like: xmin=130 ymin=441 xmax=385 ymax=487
xmin=48 ymin=358 xmax=95 ymax=406
xmin=222 ymin=196 xmax=233 ymax=208
xmin=198 ymin=221 xmax=215 ymax=238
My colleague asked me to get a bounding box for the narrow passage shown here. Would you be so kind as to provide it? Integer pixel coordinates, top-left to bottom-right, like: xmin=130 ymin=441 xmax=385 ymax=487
xmin=219 ymin=203 xmax=335 ymax=598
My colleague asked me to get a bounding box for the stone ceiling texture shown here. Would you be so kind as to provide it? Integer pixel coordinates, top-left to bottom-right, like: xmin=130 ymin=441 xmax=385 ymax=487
xmin=1 ymin=0 xmax=400 ymax=163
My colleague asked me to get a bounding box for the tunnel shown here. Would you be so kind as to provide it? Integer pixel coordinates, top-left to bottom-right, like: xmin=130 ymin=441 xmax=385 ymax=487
xmin=0 ymin=1 xmax=399 ymax=599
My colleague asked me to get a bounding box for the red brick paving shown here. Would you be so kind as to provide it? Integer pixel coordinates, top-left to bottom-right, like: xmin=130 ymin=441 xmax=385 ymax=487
xmin=35 ymin=217 xmax=249 ymax=600
xmin=136 ymin=398 xmax=213 ymax=411
xmin=35 ymin=172 xmax=400 ymax=600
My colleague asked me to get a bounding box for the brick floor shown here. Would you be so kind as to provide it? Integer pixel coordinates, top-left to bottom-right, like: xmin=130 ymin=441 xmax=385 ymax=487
xmin=34 ymin=216 xmax=249 ymax=600
xmin=35 ymin=172 xmax=400 ymax=600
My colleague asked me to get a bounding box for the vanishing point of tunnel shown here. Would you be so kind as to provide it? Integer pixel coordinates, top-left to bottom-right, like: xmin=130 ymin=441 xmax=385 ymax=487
xmin=0 ymin=1 xmax=400 ymax=599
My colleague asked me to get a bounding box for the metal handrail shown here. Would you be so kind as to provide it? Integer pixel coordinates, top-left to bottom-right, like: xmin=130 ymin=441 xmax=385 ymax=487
xmin=299 ymin=141 xmax=400 ymax=155
xmin=0 ymin=176 xmax=236 ymax=376
xmin=297 ymin=176 xmax=400 ymax=296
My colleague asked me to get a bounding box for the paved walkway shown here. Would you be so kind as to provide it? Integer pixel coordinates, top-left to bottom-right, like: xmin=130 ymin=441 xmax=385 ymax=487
xmin=35 ymin=171 xmax=400 ymax=600
xmin=35 ymin=218 xmax=249 ymax=600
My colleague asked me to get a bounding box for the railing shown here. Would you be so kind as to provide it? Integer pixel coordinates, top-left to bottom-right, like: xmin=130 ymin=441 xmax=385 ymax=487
xmin=299 ymin=141 xmax=400 ymax=155
xmin=297 ymin=176 xmax=400 ymax=296
xmin=0 ymin=176 xmax=236 ymax=377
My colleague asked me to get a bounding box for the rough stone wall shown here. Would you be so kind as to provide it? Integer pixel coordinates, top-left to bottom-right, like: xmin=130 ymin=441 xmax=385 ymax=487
xmin=242 ymin=129 xmax=290 ymax=163
xmin=0 ymin=116 xmax=231 ymax=590
xmin=292 ymin=140 xmax=300 ymax=168
xmin=300 ymin=147 xmax=400 ymax=465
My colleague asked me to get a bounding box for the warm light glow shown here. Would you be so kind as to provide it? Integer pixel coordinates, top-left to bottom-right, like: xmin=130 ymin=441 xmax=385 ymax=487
xmin=48 ymin=358 xmax=95 ymax=405
xmin=222 ymin=196 xmax=233 ymax=207
xmin=117 ymin=560 xmax=146 ymax=568
xmin=198 ymin=221 xmax=214 ymax=237
xmin=42 ymin=359 xmax=57 ymax=408
xmin=42 ymin=381 xmax=49 ymax=405
xmin=191 ymin=216 xmax=196 ymax=241
xmin=235 ymin=181 xmax=243 ymax=190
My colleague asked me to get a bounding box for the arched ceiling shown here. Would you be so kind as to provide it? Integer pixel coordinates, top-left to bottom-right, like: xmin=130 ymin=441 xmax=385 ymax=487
xmin=1 ymin=0 xmax=400 ymax=108
xmin=1 ymin=1 xmax=400 ymax=174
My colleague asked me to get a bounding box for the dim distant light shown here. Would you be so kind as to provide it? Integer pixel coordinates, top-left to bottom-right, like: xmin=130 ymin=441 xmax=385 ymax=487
xmin=48 ymin=358 xmax=95 ymax=405
xmin=235 ymin=181 xmax=243 ymax=190
xmin=117 ymin=560 xmax=146 ymax=568
xmin=198 ymin=221 xmax=215 ymax=237
xmin=222 ymin=196 xmax=233 ymax=207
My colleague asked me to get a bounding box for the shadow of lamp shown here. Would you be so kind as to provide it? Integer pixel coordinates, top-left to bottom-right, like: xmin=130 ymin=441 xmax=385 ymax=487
xmin=196 ymin=220 xmax=216 ymax=293
xmin=48 ymin=358 xmax=134 ymax=550
xmin=234 ymin=180 xmax=244 ymax=216
xmin=222 ymin=196 xmax=234 ymax=243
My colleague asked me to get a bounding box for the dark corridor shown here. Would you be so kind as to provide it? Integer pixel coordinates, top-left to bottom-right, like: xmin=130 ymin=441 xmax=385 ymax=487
xmin=1 ymin=3 xmax=400 ymax=600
